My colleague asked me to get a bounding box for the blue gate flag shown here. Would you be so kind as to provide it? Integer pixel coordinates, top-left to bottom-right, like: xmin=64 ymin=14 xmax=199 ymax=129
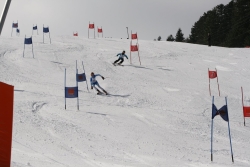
xmin=212 ymin=104 xmax=229 ymax=122
xmin=16 ymin=29 xmax=20 ymax=33
xmin=33 ymin=26 xmax=37 ymax=30
xmin=76 ymin=73 xmax=86 ymax=82
xmin=210 ymin=96 xmax=234 ymax=163
xmin=12 ymin=23 xmax=18 ymax=28
xmin=65 ymin=87 xmax=78 ymax=98
xmin=24 ymin=37 xmax=32 ymax=44
xmin=43 ymin=27 xmax=49 ymax=33
xmin=212 ymin=104 xmax=219 ymax=119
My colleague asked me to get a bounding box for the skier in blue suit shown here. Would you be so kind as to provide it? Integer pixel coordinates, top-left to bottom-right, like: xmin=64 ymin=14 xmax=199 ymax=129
xmin=113 ymin=50 xmax=128 ymax=65
xmin=90 ymin=72 xmax=108 ymax=95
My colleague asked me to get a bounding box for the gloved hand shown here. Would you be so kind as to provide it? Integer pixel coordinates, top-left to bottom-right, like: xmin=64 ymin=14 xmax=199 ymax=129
xmin=91 ymin=86 xmax=93 ymax=89
xmin=102 ymin=76 xmax=105 ymax=80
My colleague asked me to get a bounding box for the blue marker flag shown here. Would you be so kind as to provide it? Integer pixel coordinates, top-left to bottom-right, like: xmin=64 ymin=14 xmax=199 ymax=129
xmin=12 ymin=23 xmax=18 ymax=28
xmin=212 ymin=104 xmax=219 ymax=119
xmin=16 ymin=29 xmax=20 ymax=33
xmin=43 ymin=27 xmax=49 ymax=33
xmin=65 ymin=87 xmax=78 ymax=98
xmin=76 ymin=73 xmax=86 ymax=82
xmin=218 ymin=105 xmax=229 ymax=122
xmin=212 ymin=104 xmax=229 ymax=122
xmin=24 ymin=38 xmax=32 ymax=44
xmin=33 ymin=26 xmax=37 ymax=30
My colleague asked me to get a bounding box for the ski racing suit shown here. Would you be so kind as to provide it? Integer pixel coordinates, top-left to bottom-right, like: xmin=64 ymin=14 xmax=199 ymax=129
xmin=114 ymin=53 xmax=128 ymax=64
xmin=90 ymin=74 xmax=105 ymax=91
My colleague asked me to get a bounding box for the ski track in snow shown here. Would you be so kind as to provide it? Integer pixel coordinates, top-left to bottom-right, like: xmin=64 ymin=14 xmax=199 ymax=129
xmin=0 ymin=36 xmax=250 ymax=167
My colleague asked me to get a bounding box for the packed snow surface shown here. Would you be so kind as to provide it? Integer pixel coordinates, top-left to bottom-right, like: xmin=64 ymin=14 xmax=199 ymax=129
xmin=1 ymin=35 xmax=250 ymax=167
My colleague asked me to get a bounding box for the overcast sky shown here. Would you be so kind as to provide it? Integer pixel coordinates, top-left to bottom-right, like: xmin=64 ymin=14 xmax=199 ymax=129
xmin=1 ymin=0 xmax=231 ymax=40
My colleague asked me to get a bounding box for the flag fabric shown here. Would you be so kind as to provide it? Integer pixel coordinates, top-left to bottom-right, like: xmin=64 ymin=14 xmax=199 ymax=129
xmin=12 ymin=23 xmax=18 ymax=28
xmin=218 ymin=105 xmax=229 ymax=122
xmin=131 ymin=45 xmax=138 ymax=52
xmin=16 ymin=29 xmax=20 ymax=33
xmin=212 ymin=104 xmax=229 ymax=122
xmin=89 ymin=24 xmax=94 ymax=29
xmin=209 ymin=71 xmax=217 ymax=79
xmin=76 ymin=73 xmax=86 ymax=82
xmin=65 ymin=87 xmax=78 ymax=98
xmin=24 ymin=37 xmax=32 ymax=45
xmin=43 ymin=27 xmax=49 ymax=33
xmin=131 ymin=33 xmax=137 ymax=40
xmin=0 ymin=82 xmax=14 ymax=167
xmin=212 ymin=104 xmax=219 ymax=119
xmin=98 ymin=28 xmax=102 ymax=33
xmin=211 ymin=96 xmax=234 ymax=163
xmin=243 ymin=106 xmax=250 ymax=117
xmin=33 ymin=26 xmax=37 ymax=30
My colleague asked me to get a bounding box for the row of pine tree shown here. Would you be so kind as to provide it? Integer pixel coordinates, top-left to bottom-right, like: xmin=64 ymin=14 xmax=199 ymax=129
xmin=160 ymin=0 xmax=250 ymax=47
xmin=156 ymin=28 xmax=185 ymax=42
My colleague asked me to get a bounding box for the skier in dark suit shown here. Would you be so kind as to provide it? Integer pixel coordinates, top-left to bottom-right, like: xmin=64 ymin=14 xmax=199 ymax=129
xmin=113 ymin=50 xmax=128 ymax=65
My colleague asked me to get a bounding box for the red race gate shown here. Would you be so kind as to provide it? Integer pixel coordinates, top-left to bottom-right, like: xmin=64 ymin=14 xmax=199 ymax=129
xmin=241 ymin=87 xmax=250 ymax=126
xmin=97 ymin=27 xmax=103 ymax=38
xmin=73 ymin=32 xmax=78 ymax=36
xmin=88 ymin=22 xmax=95 ymax=38
xmin=130 ymin=31 xmax=141 ymax=65
xmin=130 ymin=41 xmax=141 ymax=65
xmin=208 ymin=68 xmax=220 ymax=96
xmin=0 ymin=82 xmax=14 ymax=167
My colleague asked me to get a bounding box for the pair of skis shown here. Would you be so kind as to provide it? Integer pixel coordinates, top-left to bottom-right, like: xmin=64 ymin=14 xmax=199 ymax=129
xmin=112 ymin=62 xmax=124 ymax=66
xmin=97 ymin=91 xmax=108 ymax=95
xmin=96 ymin=89 xmax=108 ymax=95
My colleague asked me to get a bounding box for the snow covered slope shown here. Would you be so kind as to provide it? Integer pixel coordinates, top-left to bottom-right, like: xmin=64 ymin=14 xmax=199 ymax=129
xmin=1 ymin=35 xmax=250 ymax=167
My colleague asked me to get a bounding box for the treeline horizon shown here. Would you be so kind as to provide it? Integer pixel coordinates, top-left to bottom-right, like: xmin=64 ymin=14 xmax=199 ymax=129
xmin=158 ymin=0 xmax=250 ymax=48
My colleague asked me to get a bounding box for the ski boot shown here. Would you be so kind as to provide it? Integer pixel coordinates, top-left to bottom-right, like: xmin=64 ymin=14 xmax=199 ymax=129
xmin=103 ymin=90 xmax=108 ymax=95
xmin=97 ymin=89 xmax=102 ymax=95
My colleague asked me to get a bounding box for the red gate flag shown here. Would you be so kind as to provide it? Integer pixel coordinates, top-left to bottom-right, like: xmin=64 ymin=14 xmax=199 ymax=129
xmin=97 ymin=27 xmax=103 ymax=38
xmin=98 ymin=28 xmax=102 ymax=33
xmin=208 ymin=68 xmax=220 ymax=96
xmin=131 ymin=33 xmax=137 ymax=40
xmin=209 ymin=71 xmax=217 ymax=79
xmin=130 ymin=41 xmax=141 ymax=65
xmin=241 ymin=87 xmax=250 ymax=126
xmin=130 ymin=31 xmax=140 ymax=65
xmin=73 ymin=32 xmax=78 ymax=36
xmin=131 ymin=31 xmax=138 ymax=40
xmin=131 ymin=45 xmax=138 ymax=52
xmin=88 ymin=22 xmax=95 ymax=38
xmin=243 ymin=107 xmax=250 ymax=117
xmin=0 ymin=82 xmax=14 ymax=167
xmin=89 ymin=24 xmax=94 ymax=29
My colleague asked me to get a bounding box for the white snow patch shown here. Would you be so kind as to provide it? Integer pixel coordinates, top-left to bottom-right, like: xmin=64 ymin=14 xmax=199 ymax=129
xmin=203 ymin=60 xmax=213 ymax=62
xmin=0 ymin=36 xmax=249 ymax=167
xmin=216 ymin=65 xmax=232 ymax=71
xmin=164 ymin=88 xmax=180 ymax=92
